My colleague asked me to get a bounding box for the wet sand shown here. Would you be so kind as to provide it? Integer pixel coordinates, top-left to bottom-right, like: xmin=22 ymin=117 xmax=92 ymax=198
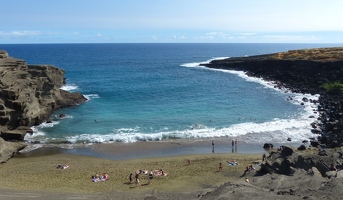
xmin=17 ymin=138 xmax=301 ymax=160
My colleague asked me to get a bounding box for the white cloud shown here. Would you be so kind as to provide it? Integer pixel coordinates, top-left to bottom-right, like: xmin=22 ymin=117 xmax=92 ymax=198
xmin=0 ymin=31 xmax=43 ymax=37
xmin=235 ymin=33 xmax=256 ymax=36
xmin=262 ymin=35 xmax=320 ymax=42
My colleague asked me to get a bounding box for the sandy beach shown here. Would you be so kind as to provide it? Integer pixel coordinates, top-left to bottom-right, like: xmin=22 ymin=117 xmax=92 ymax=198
xmin=0 ymin=139 xmax=271 ymax=200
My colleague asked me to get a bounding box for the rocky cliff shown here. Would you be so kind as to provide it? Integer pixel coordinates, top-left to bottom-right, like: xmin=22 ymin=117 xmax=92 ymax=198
xmin=0 ymin=50 xmax=87 ymax=162
xmin=202 ymin=47 xmax=343 ymax=148
xmin=202 ymin=47 xmax=343 ymax=95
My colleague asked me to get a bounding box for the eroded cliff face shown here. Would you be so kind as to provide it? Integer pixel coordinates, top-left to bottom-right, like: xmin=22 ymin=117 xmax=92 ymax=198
xmin=0 ymin=50 xmax=87 ymax=162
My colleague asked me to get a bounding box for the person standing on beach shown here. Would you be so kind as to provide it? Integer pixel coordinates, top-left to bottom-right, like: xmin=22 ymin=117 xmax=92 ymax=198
xmin=148 ymin=171 xmax=154 ymax=185
xmin=232 ymin=139 xmax=235 ymax=147
xmin=212 ymin=140 xmax=214 ymax=153
xmin=262 ymin=153 xmax=266 ymax=162
xmin=135 ymin=172 xmax=140 ymax=186
xmin=129 ymin=173 xmax=133 ymax=184
xmin=235 ymin=139 xmax=238 ymax=153
xmin=219 ymin=162 xmax=223 ymax=172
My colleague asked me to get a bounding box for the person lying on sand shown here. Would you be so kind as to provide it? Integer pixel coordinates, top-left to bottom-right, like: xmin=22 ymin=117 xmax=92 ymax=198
xmin=139 ymin=169 xmax=148 ymax=175
xmin=228 ymin=160 xmax=238 ymax=166
xmin=56 ymin=164 xmax=69 ymax=169
xmin=153 ymin=169 xmax=167 ymax=176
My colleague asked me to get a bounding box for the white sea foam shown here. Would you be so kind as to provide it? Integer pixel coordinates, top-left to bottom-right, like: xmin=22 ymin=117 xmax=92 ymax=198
xmin=19 ymin=144 xmax=44 ymax=153
xmin=60 ymin=84 xmax=78 ymax=91
xmin=60 ymin=108 xmax=317 ymax=144
xmin=39 ymin=121 xmax=60 ymax=128
xmin=24 ymin=120 xmax=61 ymax=142
xmin=24 ymin=129 xmax=46 ymax=141
xmin=84 ymin=94 xmax=100 ymax=100
xmin=180 ymin=57 xmax=229 ymax=68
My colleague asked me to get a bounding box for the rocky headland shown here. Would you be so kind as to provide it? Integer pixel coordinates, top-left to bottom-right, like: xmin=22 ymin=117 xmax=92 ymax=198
xmin=202 ymin=47 xmax=343 ymax=148
xmin=199 ymin=47 xmax=343 ymax=199
xmin=0 ymin=50 xmax=87 ymax=163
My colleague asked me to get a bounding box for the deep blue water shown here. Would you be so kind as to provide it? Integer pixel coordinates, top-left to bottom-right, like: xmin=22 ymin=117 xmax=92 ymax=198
xmin=1 ymin=43 xmax=340 ymax=144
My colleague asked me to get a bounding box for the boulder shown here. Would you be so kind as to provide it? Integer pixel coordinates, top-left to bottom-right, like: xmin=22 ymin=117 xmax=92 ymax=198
xmin=325 ymin=171 xmax=337 ymax=178
xmin=298 ymin=145 xmax=306 ymax=150
xmin=0 ymin=137 xmax=26 ymax=163
xmin=336 ymin=170 xmax=343 ymax=179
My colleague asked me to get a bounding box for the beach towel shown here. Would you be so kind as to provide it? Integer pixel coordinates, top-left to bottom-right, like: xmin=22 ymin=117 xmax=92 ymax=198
xmin=228 ymin=161 xmax=238 ymax=166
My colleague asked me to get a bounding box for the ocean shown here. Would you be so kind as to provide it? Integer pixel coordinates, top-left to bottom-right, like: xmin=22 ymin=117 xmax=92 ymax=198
xmin=1 ymin=43 xmax=340 ymax=148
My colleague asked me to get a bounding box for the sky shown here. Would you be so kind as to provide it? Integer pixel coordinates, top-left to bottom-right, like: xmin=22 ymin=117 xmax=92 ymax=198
xmin=1 ymin=0 xmax=343 ymax=44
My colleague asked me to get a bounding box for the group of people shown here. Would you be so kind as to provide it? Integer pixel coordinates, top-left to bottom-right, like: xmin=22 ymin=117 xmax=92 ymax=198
xmin=211 ymin=139 xmax=238 ymax=153
xmin=130 ymin=169 xmax=166 ymax=186
xmin=231 ymin=139 xmax=238 ymax=147
xmin=92 ymin=173 xmax=108 ymax=182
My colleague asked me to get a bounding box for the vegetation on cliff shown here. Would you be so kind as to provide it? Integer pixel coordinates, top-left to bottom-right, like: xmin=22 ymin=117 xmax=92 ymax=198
xmin=321 ymin=81 xmax=343 ymax=94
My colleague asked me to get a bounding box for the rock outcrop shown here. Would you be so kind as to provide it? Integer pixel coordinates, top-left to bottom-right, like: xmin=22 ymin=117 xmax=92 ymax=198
xmin=0 ymin=50 xmax=87 ymax=162
xmin=202 ymin=47 xmax=343 ymax=148
xmin=198 ymin=147 xmax=343 ymax=200
xmin=0 ymin=137 xmax=26 ymax=163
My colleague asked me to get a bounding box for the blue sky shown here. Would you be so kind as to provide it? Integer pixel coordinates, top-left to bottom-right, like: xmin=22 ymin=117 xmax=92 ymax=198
xmin=1 ymin=0 xmax=343 ymax=43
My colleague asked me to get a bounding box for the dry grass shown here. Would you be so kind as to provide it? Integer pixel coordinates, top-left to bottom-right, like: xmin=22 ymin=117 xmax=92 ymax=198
xmin=272 ymin=47 xmax=343 ymax=61
xmin=0 ymin=153 xmax=261 ymax=195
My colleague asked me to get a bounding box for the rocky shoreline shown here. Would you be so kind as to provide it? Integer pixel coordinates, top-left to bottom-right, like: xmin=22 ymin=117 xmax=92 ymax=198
xmin=202 ymin=47 xmax=343 ymax=149
xmin=0 ymin=50 xmax=87 ymax=163
xmin=199 ymin=47 xmax=343 ymax=199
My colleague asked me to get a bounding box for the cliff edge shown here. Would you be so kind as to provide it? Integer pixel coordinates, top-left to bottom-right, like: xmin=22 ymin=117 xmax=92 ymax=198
xmin=0 ymin=50 xmax=87 ymax=162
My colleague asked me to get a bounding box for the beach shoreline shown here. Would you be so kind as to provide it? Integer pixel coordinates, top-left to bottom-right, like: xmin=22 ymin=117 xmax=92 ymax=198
xmin=17 ymin=138 xmax=302 ymax=160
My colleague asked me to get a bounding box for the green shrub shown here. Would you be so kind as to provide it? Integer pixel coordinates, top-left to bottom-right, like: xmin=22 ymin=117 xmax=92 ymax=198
xmin=321 ymin=81 xmax=343 ymax=94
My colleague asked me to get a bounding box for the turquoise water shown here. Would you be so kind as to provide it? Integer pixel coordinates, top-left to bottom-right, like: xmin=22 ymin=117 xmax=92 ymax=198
xmin=1 ymin=43 xmax=340 ymax=145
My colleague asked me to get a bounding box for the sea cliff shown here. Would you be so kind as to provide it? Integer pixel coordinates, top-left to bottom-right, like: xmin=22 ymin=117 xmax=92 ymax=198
xmin=202 ymin=47 xmax=343 ymax=148
xmin=0 ymin=50 xmax=87 ymax=162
